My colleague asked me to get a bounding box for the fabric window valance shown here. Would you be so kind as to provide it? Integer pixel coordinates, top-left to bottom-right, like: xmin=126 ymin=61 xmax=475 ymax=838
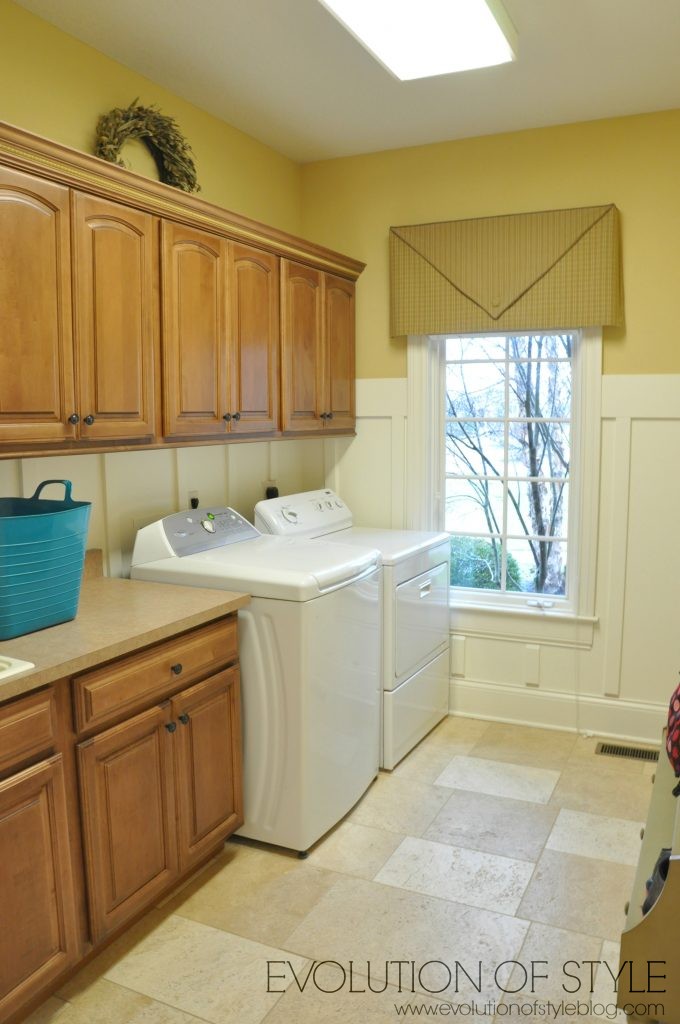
xmin=389 ymin=204 xmax=623 ymax=337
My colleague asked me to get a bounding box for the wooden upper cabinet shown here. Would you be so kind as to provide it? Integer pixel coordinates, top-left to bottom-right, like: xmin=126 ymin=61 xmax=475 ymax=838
xmin=281 ymin=260 xmax=356 ymax=434
xmin=0 ymin=166 xmax=76 ymax=445
xmin=228 ymin=242 xmax=279 ymax=434
xmin=72 ymin=192 xmax=158 ymax=442
xmin=280 ymin=260 xmax=324 ymax=433
xmin=324 ymin=274 xmax=356 ymax=433
xmin=171 ymin=668 xmax=243 ymax=870
xmin=0 ymin=756 xmax=79 ymax=1021
xmin=161 ymin=221 xmax=229 ymax=438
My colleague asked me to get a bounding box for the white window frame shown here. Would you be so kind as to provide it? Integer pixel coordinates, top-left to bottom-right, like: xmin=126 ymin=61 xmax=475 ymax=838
xmin=406 ymin=328 xmax=601 ymax=644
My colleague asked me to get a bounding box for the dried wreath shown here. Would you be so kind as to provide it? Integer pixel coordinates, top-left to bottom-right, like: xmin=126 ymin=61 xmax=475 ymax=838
xmin=95 ymin=100 xmax=199 ymax=193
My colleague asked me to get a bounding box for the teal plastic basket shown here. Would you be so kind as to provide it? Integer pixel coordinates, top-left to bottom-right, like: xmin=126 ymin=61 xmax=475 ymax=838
xmin=0 ymin=480 xmax=91 ymax=640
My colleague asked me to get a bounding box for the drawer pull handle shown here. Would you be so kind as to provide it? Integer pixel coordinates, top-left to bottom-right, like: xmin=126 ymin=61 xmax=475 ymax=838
xmin=419 ymin=582 xmax=432 ymax=597
xmin=165 ymin=722 xmax=177 ymax=733
xmin=171 ymin=663 xmax=183 ymax=676
xmin=179 ymin=713 xmax=190 ymax=725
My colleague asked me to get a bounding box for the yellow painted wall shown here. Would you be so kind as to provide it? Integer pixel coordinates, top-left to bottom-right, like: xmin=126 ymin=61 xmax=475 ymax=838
xmin=301 ymin=110 xmax=680 ymax=377
xmin=0 ymin=0 xmax=302 ymax=233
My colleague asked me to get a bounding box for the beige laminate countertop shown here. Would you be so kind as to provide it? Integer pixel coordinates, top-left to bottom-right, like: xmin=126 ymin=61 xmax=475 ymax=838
xmin=0 ymin=576 xmax=251 ymax=702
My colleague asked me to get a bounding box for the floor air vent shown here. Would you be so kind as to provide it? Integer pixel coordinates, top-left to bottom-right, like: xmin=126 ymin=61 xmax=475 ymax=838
xmin=595 ymin=741 xmax=659 ymax=762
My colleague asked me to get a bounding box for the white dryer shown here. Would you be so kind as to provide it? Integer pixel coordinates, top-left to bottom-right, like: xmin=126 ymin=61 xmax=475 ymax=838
xmin=131 ymin=507 xmax=382 ymax=853
xmin=255 ymin=489 xmax=451 ymax=769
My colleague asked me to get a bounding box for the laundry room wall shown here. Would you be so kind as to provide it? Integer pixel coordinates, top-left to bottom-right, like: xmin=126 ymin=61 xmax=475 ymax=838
xmin=303 ymin=110 xmax=680 ymax=743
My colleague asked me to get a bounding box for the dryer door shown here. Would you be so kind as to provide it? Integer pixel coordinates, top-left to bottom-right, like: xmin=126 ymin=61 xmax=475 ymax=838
xmin=395 ymin=562 xmax=449 ymax=682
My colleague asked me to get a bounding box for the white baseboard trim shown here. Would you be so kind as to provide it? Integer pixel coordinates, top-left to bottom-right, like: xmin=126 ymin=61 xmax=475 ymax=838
xmin=449 ymin=677 xmax=666 ymax=744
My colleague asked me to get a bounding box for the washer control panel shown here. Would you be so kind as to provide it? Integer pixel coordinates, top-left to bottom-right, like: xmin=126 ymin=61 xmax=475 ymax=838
xmin=162 ymin=507 xmax=259 ymax=556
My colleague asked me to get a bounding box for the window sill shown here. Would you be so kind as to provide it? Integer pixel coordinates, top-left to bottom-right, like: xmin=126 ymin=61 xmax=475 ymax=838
xmin=449 ymin=600 xmax=598 ymax=649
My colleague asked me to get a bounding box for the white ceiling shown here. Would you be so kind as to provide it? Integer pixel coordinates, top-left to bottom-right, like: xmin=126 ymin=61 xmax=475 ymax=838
xmin=15 ymin=0 xmax=680 ymax=162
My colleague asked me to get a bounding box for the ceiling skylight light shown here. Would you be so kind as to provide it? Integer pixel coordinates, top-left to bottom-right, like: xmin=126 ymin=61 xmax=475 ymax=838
xmin=318 ymin=0 xmax=517 ymax=81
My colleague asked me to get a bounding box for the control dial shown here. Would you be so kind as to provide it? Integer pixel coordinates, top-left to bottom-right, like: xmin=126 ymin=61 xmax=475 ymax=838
xmin=281 ymin=508 xmax=298 ymax=523
xmin=201 ymin=519 xmax=216 ymax=533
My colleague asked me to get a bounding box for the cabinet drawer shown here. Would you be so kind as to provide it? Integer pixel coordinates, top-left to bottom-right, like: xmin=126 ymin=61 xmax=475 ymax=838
xmin=0 ymin=689 xmax=57 ymax=775
xmin=73 ymin=617 xmax=238 ymax=734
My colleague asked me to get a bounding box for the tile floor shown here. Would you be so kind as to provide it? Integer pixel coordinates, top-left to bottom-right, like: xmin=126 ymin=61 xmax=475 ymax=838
xmin=28 ymin=717 xmax=655 ymax=1024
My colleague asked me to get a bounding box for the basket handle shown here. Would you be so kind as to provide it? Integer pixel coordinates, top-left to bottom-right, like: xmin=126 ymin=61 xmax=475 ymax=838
xmin=31 ymin=480 xmax=74 ymax=503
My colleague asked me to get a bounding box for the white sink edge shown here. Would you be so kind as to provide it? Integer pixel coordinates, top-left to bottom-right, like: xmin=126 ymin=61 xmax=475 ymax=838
xmin=0 ymin=655 xmax=36 ymax=681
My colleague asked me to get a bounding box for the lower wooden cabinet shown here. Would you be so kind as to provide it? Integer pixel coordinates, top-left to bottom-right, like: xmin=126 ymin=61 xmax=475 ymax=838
xmin=172 ymin=668 xmax=243 ymax=870
xmin=78 ymin=668 xmax=243 ymax=942
xmin=77 ymin=703 xmax=179 ymax=943
xmin=0 ymin=756 xmax=79 ymax=1021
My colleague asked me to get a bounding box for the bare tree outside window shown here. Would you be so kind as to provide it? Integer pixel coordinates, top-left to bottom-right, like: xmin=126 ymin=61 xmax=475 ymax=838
xmin=445 ymin=333 xmax=574 ymax=596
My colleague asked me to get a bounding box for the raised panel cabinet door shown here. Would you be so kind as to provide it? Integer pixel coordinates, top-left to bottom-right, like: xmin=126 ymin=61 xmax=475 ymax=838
xmin=171 ymin=668 xmax=243 ymax=870
xmin=72 ymin=192 xmax=158 ymax=441
xmin=324 ymin=274 xmax=356 ymax=433
xmin=161 ymin=220 xmax=229 ymax=438
xmin=0 ymin=756 xmax=79 ymax=1021
xmin=0 ymin=166 xmax=76 ymax=445
xmin=280 ymin=259 xmax=323 ymax=433
xmin=228 ymin=242 xmax=279 ymax=434
xmin=77 ymin=704 xmax=178 ymax=943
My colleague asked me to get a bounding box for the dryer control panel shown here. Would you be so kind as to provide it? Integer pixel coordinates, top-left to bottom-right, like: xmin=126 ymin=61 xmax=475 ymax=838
xmin=255 ymin=489 xmax=352 ymax=538
xmin=161 ymin=507 xmax=260 ymax=557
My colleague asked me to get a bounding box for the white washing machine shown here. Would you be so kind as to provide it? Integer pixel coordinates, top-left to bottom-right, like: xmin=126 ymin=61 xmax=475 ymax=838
xmin=255 ymin=489 xmax=451 ymax=769
xmin=131 ymin=506 xmax=382 ymax=853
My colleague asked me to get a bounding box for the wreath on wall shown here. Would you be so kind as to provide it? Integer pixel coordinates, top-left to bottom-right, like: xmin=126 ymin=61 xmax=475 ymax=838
xmin=94 ymin=100 xmax=200 ymax=193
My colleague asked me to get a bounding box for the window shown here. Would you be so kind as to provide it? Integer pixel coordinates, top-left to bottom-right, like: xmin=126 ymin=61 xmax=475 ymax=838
xmin=406 ymin=328 xmax=601 ymax=622
xmin=445 ymin=333 xmax=573 ymax=602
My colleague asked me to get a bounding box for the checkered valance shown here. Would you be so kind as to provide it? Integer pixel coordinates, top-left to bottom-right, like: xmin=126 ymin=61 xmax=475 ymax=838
xmin=389 ymin=204 xmax=623 ymax=336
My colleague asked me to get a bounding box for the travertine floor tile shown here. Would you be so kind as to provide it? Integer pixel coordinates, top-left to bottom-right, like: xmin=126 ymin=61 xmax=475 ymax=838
xmin=375 ymin=835 xmax=534 ymax=915
xmin=308 ymin=821 xmax=404 ymax=879
xmin=26 ymin=980 xmax=207 ymax=1023
xmin=284 ymin=874 xmax=529 ymax=1002
xmin=470 ymin=723 xmax=578 ymax=770
xmin=167 ymin=843 xmax=338 ymax=946
xmin=349 ymin=773 xmax=450 ymax=835
xmin=104 ymin=914 xmax=306 ymax=1024
xmin=546 ymin=808 xmax=645 ymax=866
xmin=517 ymin=849 xmax=634 ymax=941
xmin=435 ymin=755 xmax=560 ymax=804
xmin=262 ymin=977 xmax=450 ymax=1024
xmin=549 ymin=764 xmax=653 ymax=820
xmin=427 ymin=715 xmax=491 ymax=745
xmin=392 ymin=738 xmax=476 ymax=783
xmin=424 ymin=788 xmax=558 ymax=861
xmin=495 ymin=922 xmax=604 ymax=1024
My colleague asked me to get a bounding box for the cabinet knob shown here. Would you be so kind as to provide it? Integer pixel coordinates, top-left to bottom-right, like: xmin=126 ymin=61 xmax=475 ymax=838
xmin=171 ymin=663 xmax=183 ymax=675
xmin=165 ymin=721 xmax=177 ymax=733
xmin=327 ymin=411 xmax=334 ymax=421
xmin=83 ymin=414 xmax=95 ymax=426
xmin=178 ymin=713 xmax=190 ymax=725
xmin=222 ymin=413 xmax=232 ymax=422
xmin=68 ymin=412 xmax=80 ymax=425
xmin=232 ymin=411 xmax=241 ymax=422
xmin=320 ymin=412 xmax=327 ymax=420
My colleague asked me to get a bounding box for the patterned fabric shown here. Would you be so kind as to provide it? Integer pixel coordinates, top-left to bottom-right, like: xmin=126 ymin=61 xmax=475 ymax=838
xmin=389 ymin=204 xmax=623 ymax=337
xmin=667 ymin=682 xmax=680 ymax=781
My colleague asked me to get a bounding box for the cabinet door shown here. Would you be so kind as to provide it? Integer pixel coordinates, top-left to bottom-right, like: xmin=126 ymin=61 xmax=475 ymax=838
xmin=72 ymin=192 xmax=158 ymax=441
xmin=228 ymin=242 xmax=279 ymax=434
xmin=171 ymin=668 xmax=243 ymax=870
xmin=0 ymin=166 xmax=76 ymax=445
xmin=78 ymin=704 xmax=178 ymax=943
xmin=0 ymin=756 xmax=79 ymax=1021
xmin=324 ymin=274 xmax=356 ymax=433
xmin=280 ymin=259 xmax=324 ymax=433
xmin=161 ymin=221 xmax=229 ymax=438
